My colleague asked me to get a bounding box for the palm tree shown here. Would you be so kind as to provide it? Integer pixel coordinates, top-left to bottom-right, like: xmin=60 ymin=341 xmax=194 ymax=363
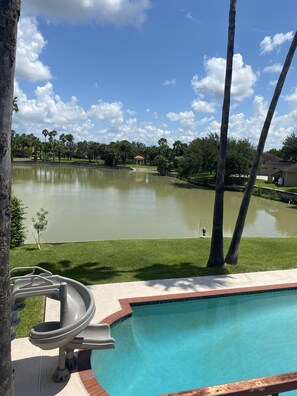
xmin=48 ymin=129 xmax=57 ymax=142
xmin=42 ymin=129 xmax=49 ymax=160
xmin=0 ymin=1 xmax=20 ymax=395
xmin=42 ymin=128 xmax=49 ymax=143
xmin=65 ymin=133 xmax=74 ymax=160
xmin=225 ymin=31 xmax=297 ymax=265
xmin=207 ymin=0 xmax=237 ymax=268
xmin=48 ymin=130 xmax=58 ymax=160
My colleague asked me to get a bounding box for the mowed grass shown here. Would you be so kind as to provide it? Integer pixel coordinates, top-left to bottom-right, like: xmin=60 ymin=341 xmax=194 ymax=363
xmin=11 ymin=237 xmax=297 ymax=337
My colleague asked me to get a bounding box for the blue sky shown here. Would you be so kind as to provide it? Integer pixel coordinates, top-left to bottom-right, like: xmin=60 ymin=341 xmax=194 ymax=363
xmin=13 ymin=0 xmax=297 ymax=149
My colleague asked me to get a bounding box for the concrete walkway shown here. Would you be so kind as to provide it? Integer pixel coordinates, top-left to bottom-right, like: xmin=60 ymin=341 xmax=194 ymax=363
xmin=11 ymin=269 xmax=297 ymax=396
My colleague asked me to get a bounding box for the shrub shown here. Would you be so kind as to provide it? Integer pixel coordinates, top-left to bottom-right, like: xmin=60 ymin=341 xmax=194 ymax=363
xmin=11 ymin=196 xmax=27 ymax=248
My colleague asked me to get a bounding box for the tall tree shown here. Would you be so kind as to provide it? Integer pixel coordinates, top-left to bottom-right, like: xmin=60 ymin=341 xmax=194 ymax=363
xmin=42 ymin=128 xmax=49 ymax=142
xmin=225 ymin=31 xmax=297 ymax=265
xmin=207 ymin=0 xmax=237 ymax=268
xmin=282 ymin=132 xmax=297 ymax=162
xmin=0 ymin=1 xmax=20 ymax=395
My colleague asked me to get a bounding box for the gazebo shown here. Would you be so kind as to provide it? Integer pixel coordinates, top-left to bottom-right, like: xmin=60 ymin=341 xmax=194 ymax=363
xmin=134 ymin=155 xmax=145 ymax=165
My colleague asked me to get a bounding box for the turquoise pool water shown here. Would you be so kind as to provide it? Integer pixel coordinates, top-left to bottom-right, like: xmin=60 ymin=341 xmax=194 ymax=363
xmin=91 ymin=290 xmax=297 ymax=396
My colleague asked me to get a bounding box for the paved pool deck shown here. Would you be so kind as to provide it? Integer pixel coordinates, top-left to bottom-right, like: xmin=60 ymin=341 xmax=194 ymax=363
xmin=11 ymin=268 xmax=297 ymax=396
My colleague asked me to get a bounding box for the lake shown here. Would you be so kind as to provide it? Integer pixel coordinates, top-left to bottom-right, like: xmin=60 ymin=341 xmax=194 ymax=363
xmin=12 ymin=164 xmax=297 ymax=244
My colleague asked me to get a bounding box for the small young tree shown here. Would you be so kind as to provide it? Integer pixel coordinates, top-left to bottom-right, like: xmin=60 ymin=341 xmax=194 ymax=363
xmin=32 ymin=208 xmax=49 ymax=249
xmin=10 ymin=196 xmax=27 ymax=248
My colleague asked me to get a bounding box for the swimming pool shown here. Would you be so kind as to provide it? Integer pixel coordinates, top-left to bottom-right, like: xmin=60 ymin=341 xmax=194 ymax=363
xmin=90 ymin=288 xmax=297 ymax=396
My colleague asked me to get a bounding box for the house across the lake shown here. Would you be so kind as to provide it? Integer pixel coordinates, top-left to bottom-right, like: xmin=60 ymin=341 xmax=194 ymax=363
xmin=270 ymin=163 xmax=297 ymax=187
xmin=260 ymin=153 xmax=297 ymax=187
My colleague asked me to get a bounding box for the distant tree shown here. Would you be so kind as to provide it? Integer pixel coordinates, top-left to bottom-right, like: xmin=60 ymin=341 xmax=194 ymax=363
xmin=155 ymin=154 xmax=171 ymax=176
xmin=131 ymin=141 xmax=146 ymax=156
xmin=119 ymin=140 xmax=132 ymax=164
xmin=157 ymin=137 xmax=172 ymax=159
xmin=173 ymin=140 xmax=187 ymax=157
xmin=225 ymin=31 xmax=297 ymax=265
xmin=48 ymin=130 xmax=57 ymax=142
xmin=10 ymin=196 xmax=27 ymax=248
xmin=65 ymin=133 xmax=75 ymax=160
xmin=100 ymin=142 xmax=120 ymax=167
xmin=225 ymin=138 xmax=255 ymax=178
xmin=158 ymin=137 xmax=168 ymax=147
xmin=267 ymin=148 xmax=283 ymax=157
xmin=207 ymin=0 xmax=237 ymax=268
xmin=76 ymin=140 xmax=88 ymax=160
xmin=0 ymin=1 xmax=20 ymax=394
xmin=42 ymin=129 xmax=49 ymax=160
xmin=42 ymin=128 xmax=49 ymax=142
xmin=200 ymin=133 xmax=219 ymax=173
xmin=32 ymin=208 xmax=49 ymax=250
xmin=281 ymin=132 xmax=297 ymax=162
xmin=48 ymin=130 xmax=57 ymax=160
xmin=145 ymin=145 xmax=158 ymax=165
xmin=12 ymin=132 xmax=41 ymax=159
xmin=59 ymin=133 xmax=67 ymax=145
xmin=177 ymin=138 xmax=204 ymax=178
xmin=177 ymin=134 xmax=219 ymax=178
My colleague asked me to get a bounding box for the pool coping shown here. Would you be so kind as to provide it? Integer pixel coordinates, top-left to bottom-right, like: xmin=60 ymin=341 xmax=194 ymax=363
xmin=78 ymin=282 xmax=297 ymax=396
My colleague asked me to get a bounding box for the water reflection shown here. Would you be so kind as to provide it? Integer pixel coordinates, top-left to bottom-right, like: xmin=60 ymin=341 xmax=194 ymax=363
xmin=12 ymin=165 xmax=297 ymax=243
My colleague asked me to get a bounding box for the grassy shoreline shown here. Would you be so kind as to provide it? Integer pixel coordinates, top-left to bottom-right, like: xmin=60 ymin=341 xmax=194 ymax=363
xmin=11 ymin=237 xmax=297 ymax=284
xmin=11 ymin=237 xmax=297 ymax=337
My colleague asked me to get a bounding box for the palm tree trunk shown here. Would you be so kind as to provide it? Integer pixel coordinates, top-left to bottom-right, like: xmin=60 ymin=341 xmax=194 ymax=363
xmin=225 ymin=31 xmax=297 ymax=265
xmin=0 ymin=1 xmax=20 ymax=395
xmin=207 ymin=0 xmax=237 ymax=267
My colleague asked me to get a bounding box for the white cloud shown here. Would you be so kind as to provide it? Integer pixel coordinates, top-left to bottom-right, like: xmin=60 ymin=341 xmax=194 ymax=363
xmin=89 ymin=101 xmax=123 ymax=124
xmin=22 ymin=0 xmax=152 ymax=27
xmin=183 ymin=10 xmax=198 ymax=23
xmin=260 ymin=31 xmax=294 ymax=54
xmin=263 ymin=63 xmax=282 ymax=73
xmin=167 ymin=110 xmax=194 ymax=123
xmin=269 ymin=80 xmax=278 ymax=87
xmin=253 ymin=95 xmax=268 ymax=117
xmin=191 ymin=54 xmax=257 ymax=101
xmin=284 ymin=88 xmax=297 ymax=121
xmin=162 ymin=79 xmax=176 ymax=86
xmin=12 ymin=77 xmax=297 ymax=150
xmin=167 ymin=111 xmax=196 ymax=132
xmin=16 ymin=17 xmax=52 ymax=82
xmin=284 ymin=88 xmax=297 ymax=105
xmin=191 ymin=99 xmax=216 ymax=113
xmin=13 ymin=82 xmax=86 ymax=126
xmin=126 ymin=108 xmax=136 ymax=116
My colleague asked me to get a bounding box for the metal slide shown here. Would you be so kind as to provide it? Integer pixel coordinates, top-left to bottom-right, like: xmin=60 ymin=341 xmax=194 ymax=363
xmin=10 ymin=266 xmax=115 ymax=381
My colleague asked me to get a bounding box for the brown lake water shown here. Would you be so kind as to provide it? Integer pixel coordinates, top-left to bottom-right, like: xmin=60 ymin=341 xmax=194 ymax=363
xmin=12 ymin=164 xmax=297 ymax=244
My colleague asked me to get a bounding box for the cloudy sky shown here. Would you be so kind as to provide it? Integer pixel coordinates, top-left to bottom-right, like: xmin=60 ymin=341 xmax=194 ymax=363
xmin=12 ymin=0 xmax=297 ymax=149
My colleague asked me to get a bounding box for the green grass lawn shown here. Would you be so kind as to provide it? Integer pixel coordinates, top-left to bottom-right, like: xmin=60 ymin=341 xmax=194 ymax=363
xmin=11 ymin=237 xmax=297 ymax=337
xmin=254 ymin=179 xmax=297 ymax=193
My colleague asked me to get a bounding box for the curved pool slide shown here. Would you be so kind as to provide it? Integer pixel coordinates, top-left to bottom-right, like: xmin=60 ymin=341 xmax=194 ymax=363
xmin=10 ymin=267 xmax=115 ymax=351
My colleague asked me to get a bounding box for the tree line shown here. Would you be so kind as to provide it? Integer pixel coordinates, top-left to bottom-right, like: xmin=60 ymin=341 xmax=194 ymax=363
xmin=12 ymin=130 xmax=297 ymax=178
